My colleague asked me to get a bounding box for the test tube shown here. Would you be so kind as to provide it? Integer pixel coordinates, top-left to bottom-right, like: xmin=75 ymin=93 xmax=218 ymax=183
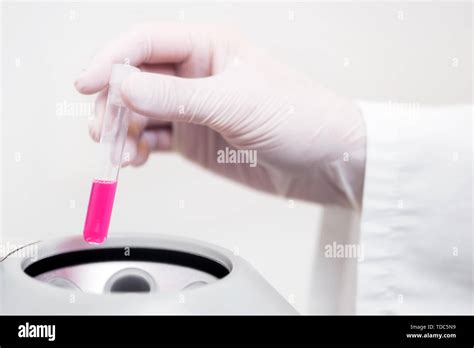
xmin=83 ymin=64 xmax=140 ymax=244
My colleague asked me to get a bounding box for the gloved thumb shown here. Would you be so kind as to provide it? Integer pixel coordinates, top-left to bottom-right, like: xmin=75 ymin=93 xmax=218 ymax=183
xmin=121 ymin=71 xmax=237 ymax=130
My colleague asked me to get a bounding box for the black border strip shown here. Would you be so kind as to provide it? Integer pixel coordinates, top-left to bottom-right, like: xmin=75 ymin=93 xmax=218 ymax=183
xmin=1 ymin=315 xmax=473 ymax=345
xmin=23 ymin=247 xmax=230 ymax=279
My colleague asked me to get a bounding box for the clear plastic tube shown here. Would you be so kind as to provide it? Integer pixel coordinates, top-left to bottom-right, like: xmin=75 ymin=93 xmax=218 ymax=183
xmin=83 ymin=64 xmax=140 ymax=244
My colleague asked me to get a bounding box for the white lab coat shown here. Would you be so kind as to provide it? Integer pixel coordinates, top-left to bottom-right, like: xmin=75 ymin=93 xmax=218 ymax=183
xmin=310 ymin=102 xmax=473 ymax=314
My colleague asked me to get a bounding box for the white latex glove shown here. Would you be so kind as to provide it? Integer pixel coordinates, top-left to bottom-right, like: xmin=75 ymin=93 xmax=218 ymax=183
xmin=75 ymin=23 xmax=366 ymax=209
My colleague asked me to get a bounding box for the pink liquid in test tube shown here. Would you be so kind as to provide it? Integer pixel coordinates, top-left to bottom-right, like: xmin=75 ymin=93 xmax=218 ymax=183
xmin=83 ymin=180 xmax=117 ymax=244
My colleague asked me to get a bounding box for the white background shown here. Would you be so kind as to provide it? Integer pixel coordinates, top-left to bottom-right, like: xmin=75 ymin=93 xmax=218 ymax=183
xmin=1 ymin=1 xmax=471 ymax=313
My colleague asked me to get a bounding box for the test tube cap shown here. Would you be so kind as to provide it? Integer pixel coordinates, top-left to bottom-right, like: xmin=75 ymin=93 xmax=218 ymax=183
xmin=109 ymin=64 xmax=140 ymax=86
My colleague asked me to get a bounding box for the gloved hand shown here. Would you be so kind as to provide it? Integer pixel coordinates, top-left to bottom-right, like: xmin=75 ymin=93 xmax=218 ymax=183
xmin=75 ymin=23 xmax=366 ymax=209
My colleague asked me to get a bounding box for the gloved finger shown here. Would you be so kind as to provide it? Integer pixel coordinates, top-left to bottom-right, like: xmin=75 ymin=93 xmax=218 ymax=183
xmin=121 ymin=71 xmax=241 ymax=132
xmin=130 ymin=128 xmax=172 ymax=167
xmin=74 ymin=23 xmax=197 ymax=95
xmin=87 ymin=62 xmax=173 ymax=142
xmin=140 ymin=63 xmax=176 ymax=76
xmin=89 ymin=88 xmax=168 ymax=167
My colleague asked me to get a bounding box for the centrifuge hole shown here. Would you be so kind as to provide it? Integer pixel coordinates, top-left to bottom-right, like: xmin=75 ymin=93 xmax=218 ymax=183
xmin=103 ymin=268 xmax=157 ymax=293
xmin=48 ymin=277 xmax=81 ymax=291
xmin=183 ymin=281 xmax=208 ymax=290
xmin=109 ymin=275 xmax=151 ymax=293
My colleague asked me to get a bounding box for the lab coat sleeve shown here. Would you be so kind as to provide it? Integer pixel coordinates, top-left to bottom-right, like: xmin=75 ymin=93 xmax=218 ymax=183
xmin=356 ymin=101 xmax=473 ymax=314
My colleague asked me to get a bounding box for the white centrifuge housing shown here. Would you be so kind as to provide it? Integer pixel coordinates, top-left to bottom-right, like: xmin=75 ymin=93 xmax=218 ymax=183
xmin=0 ymin=235 xmax=297 ymax=314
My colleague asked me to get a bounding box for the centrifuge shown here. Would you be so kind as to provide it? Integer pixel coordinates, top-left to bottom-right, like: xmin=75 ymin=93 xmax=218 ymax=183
xmin=0 ymin=235 xmax=297 ymax=314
